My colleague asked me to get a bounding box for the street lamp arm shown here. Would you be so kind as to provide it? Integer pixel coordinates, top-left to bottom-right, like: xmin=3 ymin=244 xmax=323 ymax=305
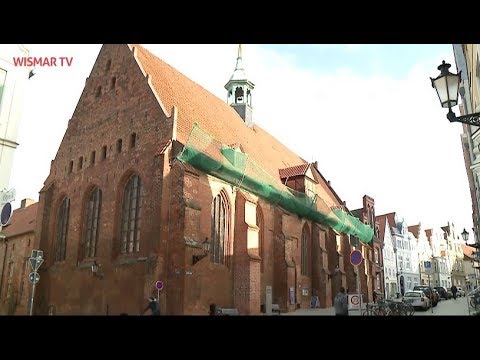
xmin=447 ymin=109 xmax=480 ymax=126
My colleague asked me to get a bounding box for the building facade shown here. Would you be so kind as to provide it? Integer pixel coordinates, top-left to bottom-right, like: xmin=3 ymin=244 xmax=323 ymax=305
xmin=377 ymin=213 xmax=396 ymax=298
xmin=454 ymin=44 xmax=480 ymax=246
xmin=0 ymin=45 xmax=31 ymax=191
xmin=31 ymin=44 xmax=372 ymax=315
xmin=0 ymin=199 xmax=37 ymax=315
xmin=352 ymin=195 xmax=382 ymax=303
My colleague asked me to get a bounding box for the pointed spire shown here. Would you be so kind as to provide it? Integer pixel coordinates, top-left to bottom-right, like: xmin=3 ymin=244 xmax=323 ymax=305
xmin=229 ymin=44 xmax=247 ymax=81
xmin=235 ymin=44 xmax=243 ymax=70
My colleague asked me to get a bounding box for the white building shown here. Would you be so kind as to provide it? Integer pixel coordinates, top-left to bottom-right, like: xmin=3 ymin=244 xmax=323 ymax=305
xmin=409 ymin=223 xmax=432 ymax=286
xmin=0 ymin=44 xmax=31 ymax=191
xmin=377 ymin=214 xmax=396 ymax=299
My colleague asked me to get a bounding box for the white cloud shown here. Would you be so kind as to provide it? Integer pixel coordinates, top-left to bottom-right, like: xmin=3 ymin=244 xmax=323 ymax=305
xmin=7 ymin=44 xmax=473 ymax=236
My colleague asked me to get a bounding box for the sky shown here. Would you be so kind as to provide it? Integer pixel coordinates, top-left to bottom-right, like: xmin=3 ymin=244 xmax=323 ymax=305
xmin=4 ymin=43 xmax=474 ymax=239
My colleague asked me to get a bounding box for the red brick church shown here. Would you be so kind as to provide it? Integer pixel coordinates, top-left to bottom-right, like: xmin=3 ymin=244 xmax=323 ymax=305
xmin=32 ymin=44 xmax=373 ymax=315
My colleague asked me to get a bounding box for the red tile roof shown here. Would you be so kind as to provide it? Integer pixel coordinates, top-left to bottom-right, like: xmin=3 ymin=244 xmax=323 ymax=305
xmin=408 ymin=225 xmax=420 ymax=238
xmin=279 ymin=164 xmax=310 ymax=179
xmin=2 ymin=203 xmax=38 ymax=238
xmin=375 ymin=214 xmax=388 ymax=241
xmin=131 ymin=45 xmax=341 ymax=208
xmin=461 ymin=244 xmax=477 ymax=259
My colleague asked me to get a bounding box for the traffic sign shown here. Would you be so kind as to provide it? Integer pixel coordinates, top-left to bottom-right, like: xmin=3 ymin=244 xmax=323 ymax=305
xmin=29 ymin=257 xmax=44 ymax=271
xmin=424 ymin=261 xmax=431 ymax=269
xmin=155 ymin=280 xmax=164 ymax=290
xmin=350 ymin=250 xmax=363 ymax=266
xmin=29 ymin=272 xmax=40 ymax=284
xmin=348 ymin=294 xmax=360 ymax=310
xmin=0 ymin=202 xmax=12 ymax=226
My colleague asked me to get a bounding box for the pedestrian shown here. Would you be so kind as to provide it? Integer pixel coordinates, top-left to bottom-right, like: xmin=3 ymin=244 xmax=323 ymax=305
xmin=451 ymin=285 xmax=458 ymax=300
xmin=141 ymin=296 xmax=161 ymax=316
xmin=334 ymin=286 xmax=349 ymax=316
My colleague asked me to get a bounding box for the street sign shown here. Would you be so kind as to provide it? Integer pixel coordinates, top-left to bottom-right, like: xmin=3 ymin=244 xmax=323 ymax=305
xmin=0 ymin=188 xmax=16 ymax=204
xmin=0 ymin=202 xmax=12 ymax=226
xmin=350 ymin=250 xmax=363 ymax=267
xmin=29 ymin=272 xmax=40 ymax=284
xmin=424 ymin=261 xmax=431 ymax=269
xmin=29 ymin=257 xmax=44 ymax=271
xmin=155 ymin=280 xmax=164 ymax=290
xmin=348 ymin=294 xmax=360 ymax=310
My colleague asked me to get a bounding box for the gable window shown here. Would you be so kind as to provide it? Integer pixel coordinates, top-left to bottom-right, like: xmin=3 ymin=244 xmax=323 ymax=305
xmin=90 ymin=151 xmax=96 ymax=166
xmin=120 ymin=174 xmax=142 ymax=254
xmin=130 ymin=133 xmax=137 ymax=148
xmin=211 ymin=192 xmax=229 ymax=265
xmin=301 ymin=224 xmax=310 ymax=276
xmin=55 ymin=197 xmax=70 ymax=262
xmin=101 ymin=145 xmax=107 ymax=160
xmin=84 ymin=187 xmax=102 ymax=258
xmin=116 ymin=139 xmax=122 ymax=154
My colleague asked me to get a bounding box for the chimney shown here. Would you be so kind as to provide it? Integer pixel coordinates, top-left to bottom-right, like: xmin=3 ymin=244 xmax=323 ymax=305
xmin=21 ymin=198 xmax=36 ymax=208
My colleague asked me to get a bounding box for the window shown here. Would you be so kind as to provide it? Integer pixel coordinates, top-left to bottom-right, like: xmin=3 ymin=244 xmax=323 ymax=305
xmin=101 ymin=145 xmax=107 ymax=160
xmin=211 ymin=191 xmax=229 ymax=265
xmin=90 ymin=151 xmax=96 ymax=166
xmin=84 ymin=187 xmax=102 ymax=258
xmin=78 ymin=156 xmax=83 ymax=170
xmin=256 ymin=205 xmax=264 ymax=273
xmin=406 ymin=258 xmax=411 ymax=270
xmin=335 ymin=234 xmax=341 ymax=253
xmin=0 ymin=68 xmax=6 ymax=109
xmin=111 ymin=77 xmax=116 ymax=90
xmin=376 ymin=274 xmax=380 ymax=289
xmin=120 ymin=174 xmax=142 ymax=254
xmin=105 ymin=59 xmax=111 ymax=72
xmin=116 ymin=139 xmax=122 ymax=153
xmin=305 ymin=178 xmax=316 ymax=200
xmin=130 ymin=133 xmax=137 ymax=148
xmin=55 ymin=197 xmax=70 ymax=262
xmin=374 ymin=248 xmax=379 ymax=264
xmin=68 ymin=160 xmax=73 ymax=174
xmin=301 ymin=224 xmax=310 ymax=276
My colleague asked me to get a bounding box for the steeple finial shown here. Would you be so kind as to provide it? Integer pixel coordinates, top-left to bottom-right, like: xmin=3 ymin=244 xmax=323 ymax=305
xmin=235 ymin=44 xmax=244 ymax=72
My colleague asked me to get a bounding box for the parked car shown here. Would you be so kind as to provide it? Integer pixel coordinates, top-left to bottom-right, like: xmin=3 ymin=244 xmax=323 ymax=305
xmin=404 ymin=290 xmax=430 ymax=310
xmin=457 ymin=286 xmax=466 ymax=297
xmin=413 ymin=286 xmax=438 ymax=306
xmin=434 ymin=286 xmax=451 ymax=300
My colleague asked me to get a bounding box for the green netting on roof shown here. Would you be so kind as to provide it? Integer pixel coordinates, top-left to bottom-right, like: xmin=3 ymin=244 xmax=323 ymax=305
xmin=176 ymin=123 xmax=374 ymax=244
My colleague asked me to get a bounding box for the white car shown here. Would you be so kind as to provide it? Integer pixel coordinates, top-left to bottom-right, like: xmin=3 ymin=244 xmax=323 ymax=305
xmin=404 ymin=290 xmax=430 ymax=310
xmin=456 ymin=287 xmax=466 ymax=297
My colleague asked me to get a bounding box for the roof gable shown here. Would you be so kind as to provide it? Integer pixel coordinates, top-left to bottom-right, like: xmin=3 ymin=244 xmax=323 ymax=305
xmin=2 ymin=203 xmax=38 ymax=238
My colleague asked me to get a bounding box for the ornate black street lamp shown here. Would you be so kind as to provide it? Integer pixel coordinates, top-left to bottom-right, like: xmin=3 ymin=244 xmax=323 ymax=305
xmin=430 ymin=60 xmax=480 ymax=126
xmin=461 ymin=228 xmax=469 ymax=243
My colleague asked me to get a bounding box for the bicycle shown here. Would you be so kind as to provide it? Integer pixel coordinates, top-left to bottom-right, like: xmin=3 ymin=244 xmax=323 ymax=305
xmin=469 ymin=294 xmax=480 ymax=310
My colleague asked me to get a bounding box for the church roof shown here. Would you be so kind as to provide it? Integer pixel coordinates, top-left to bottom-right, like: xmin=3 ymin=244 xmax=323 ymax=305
xmin=132 ymin=44 xmax=342 ymax=208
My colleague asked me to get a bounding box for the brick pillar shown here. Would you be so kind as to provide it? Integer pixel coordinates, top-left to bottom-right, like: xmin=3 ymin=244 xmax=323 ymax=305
xmin=233 ymin=193 xmax=261 ymax=315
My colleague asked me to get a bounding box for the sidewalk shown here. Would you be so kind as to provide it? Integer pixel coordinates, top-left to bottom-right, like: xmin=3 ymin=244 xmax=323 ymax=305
xmin=281 ymin=305 xmax=366 ymax=316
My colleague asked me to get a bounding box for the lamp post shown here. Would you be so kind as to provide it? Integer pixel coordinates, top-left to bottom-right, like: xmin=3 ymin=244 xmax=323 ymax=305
xmin=430 ymin=60 xmax=480 ymax=126
xmin=192 ymin=238 xmax=210 ymax=265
